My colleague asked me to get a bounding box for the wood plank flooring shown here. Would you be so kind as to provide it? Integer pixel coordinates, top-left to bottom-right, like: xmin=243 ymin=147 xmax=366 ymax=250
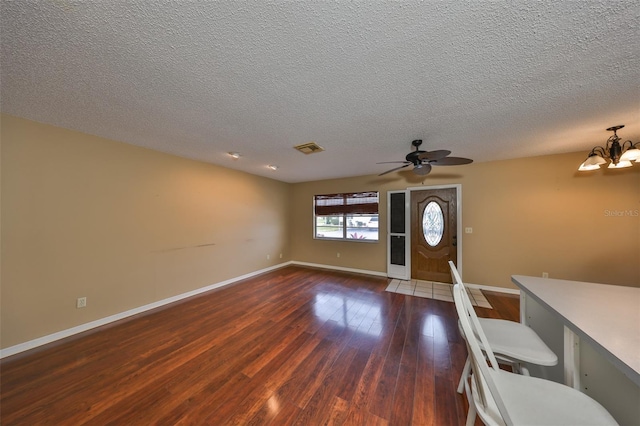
xmin=1 ymin=266 xmax=519 ymax=425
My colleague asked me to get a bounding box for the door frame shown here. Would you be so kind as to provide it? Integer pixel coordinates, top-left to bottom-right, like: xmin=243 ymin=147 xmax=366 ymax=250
xmin=387 ymin=184 xmax=463 ymax=280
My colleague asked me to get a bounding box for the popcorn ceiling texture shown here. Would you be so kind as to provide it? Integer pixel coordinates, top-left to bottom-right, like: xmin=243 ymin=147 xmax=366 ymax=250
xmin=1 ymin=1 xmax=638 ymax=182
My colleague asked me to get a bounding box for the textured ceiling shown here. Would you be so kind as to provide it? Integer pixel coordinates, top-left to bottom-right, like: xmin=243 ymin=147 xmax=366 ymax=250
xmin=2 ymin=1 xmax=639 ymax=183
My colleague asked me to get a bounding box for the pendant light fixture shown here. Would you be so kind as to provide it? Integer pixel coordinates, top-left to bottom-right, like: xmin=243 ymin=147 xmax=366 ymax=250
xmin=578 ymin=125 xmax=640 ymax=171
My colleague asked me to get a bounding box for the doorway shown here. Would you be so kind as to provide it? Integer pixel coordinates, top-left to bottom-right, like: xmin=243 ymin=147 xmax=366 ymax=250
xmin=411 ymin=187 xmax=458 ymax=283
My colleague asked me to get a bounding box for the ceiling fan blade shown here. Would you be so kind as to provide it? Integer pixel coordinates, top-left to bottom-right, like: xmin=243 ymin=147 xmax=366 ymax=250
xmin=430 ymin=157 xmax=473 ymax=166
xmin=376 ymin=161 xmax=411 ymax=164
xmin=417 ymin=150 xmax=451 ymax=161
xmin=412 ymin=163 xmax=432 ymax=176
xmin=379 ymin=163 xmax=410 ymax=176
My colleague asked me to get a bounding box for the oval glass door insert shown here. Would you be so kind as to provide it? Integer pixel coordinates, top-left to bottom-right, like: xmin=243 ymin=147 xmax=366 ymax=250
xmin=423 ymin=201 xmax=444 ymax=246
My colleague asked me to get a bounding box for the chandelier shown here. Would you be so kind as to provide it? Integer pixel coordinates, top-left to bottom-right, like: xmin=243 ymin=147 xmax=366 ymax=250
xmin=578 ymin=125 xmax=640 ymax=171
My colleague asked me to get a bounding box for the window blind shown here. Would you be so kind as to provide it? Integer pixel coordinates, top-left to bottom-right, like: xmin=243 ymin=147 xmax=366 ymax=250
xmin=314 ymin=191 xmax=379 ymax=215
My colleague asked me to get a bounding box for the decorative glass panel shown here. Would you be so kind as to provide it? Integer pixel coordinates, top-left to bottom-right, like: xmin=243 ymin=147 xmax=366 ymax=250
xmin=423 ymin=201 xmax=444 ymax=246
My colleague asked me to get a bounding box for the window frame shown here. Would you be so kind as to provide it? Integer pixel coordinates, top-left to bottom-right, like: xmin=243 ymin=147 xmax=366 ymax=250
xmin=313 ymin=191 xmax=380 ymax=242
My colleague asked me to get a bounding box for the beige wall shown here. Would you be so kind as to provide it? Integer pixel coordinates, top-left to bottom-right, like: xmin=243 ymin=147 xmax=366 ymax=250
xmin=2 ymin=114 xmax=639 ymax=350
xmin=1 ymin=115 xmax=291 ymax=348
xmin=291 ymin=152 xmax=639 ymax=289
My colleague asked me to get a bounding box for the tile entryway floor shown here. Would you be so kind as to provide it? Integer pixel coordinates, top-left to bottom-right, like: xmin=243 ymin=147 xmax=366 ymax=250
xmin=385 ymin=279 xmax=493 ymax=309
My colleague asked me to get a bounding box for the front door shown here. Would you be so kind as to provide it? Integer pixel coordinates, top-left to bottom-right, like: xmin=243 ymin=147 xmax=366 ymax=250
xmin=411 ymin=188 xmax=457 ymax=283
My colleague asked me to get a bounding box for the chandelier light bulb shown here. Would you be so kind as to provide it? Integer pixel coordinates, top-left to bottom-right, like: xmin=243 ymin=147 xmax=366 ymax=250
xmin=619 ymin=147 xmax=640 ymax=162
xmin=607 ymin=160 xmax=633 ymax=169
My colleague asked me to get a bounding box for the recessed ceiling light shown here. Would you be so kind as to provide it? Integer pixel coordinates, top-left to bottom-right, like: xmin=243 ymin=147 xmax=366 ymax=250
xmin=228 ymin=152 xmax=241 ymax=159
xmin=268 ymin=165 xmax=279 ymax=170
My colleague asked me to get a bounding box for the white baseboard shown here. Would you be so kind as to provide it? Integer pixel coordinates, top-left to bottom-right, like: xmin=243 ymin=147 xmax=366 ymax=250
xmin=0 ymin=262 xmax=292 ymax=359
xmin=0 ymin=261 xmax=517 ymax=359
xmin=290 ymin=261 xmax=387 ymax=278
xmin=290 ymin=262 xmax=519 ymax=294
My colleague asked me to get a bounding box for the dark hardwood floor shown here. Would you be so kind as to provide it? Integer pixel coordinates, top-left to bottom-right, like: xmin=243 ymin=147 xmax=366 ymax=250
xmin=1 ymin=266 xmax=519 ymax=425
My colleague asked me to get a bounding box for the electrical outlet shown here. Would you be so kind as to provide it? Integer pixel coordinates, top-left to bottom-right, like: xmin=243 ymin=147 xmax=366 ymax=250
xmin=542 ymin=272 xmax=549 ymax=278
xmin=279 ymin=253 xmax=283 ymax=259
xmin=77 ymin=297 xmax=87 ymax=308
xmin=337 ymin=252 xmax=340 ymax=258
xmin=465 ymin=227 xmax=473 ymax=234
xmin=267 ymin=254 xmax=270 ymax=260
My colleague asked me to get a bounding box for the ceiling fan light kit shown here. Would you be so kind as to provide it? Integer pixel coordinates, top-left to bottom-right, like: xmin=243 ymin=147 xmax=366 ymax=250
xmin=413 ymin=163 xmax=432 ymax=176
xmin=578 ymin=125 xmax=640 ymax=171
xmin=378 ymin=139 xmax=473 ymax=176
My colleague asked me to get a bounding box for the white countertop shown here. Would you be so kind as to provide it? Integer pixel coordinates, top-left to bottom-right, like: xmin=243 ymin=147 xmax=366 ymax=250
xmin=512 ymin=275 xmax=640 ymax=386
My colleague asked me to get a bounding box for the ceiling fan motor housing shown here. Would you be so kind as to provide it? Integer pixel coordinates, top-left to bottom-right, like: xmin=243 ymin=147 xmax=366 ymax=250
xmin=407 ymin=140 xmax=426 ymax=164
xmin=406 ymin=151 xmax=426 ymax=164
xmin=378 ymin=139 xmax=473 ymax=176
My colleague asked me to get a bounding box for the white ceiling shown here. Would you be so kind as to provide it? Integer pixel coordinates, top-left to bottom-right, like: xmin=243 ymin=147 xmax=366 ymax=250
xmin=2 ymin=1 xmax=639 ymax=183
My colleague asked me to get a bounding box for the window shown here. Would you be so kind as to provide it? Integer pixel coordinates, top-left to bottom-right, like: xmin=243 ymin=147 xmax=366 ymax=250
xmin=314 ymin=192 xmax=379 ymax=241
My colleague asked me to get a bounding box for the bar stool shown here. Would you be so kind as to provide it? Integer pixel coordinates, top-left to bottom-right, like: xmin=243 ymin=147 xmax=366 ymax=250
xmin=453 ymin=283 xmax=618 ymax=425
xmin=448 ymin=261 xmax=557 ymax=393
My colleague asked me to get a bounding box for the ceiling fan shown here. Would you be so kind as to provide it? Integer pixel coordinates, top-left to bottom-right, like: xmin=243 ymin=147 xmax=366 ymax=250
xmin=377 ymin=139 xmax=473 ymax=176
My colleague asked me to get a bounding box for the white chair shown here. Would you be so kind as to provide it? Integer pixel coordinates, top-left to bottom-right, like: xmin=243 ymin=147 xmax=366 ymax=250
xmin=448 ymin=261 xmax=557 ymax=393
xmin=453 ymin=284 xmax=618 ymax=426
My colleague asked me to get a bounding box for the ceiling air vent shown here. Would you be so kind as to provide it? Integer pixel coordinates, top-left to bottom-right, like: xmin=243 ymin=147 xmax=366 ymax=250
xmin=294 ymin=142 xmax=325 ymax=154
